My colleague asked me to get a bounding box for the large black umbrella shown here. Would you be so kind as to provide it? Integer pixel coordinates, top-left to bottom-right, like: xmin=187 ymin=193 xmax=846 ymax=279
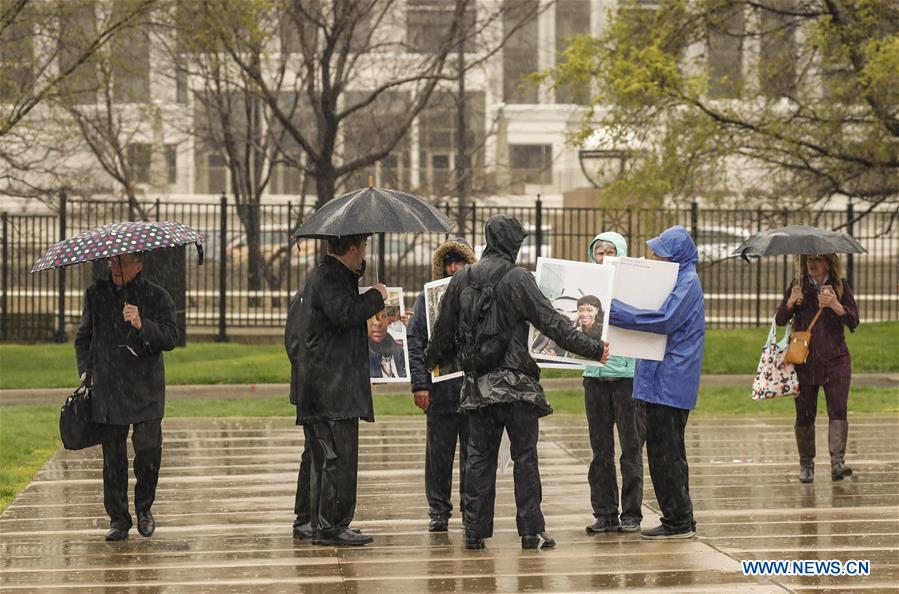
xmin=293 ymin=185 xmax=452 ymax=239
xmin=733 ymin=224 xmax=866 ymax=261
xmin=293 ymin=184 xmax=453 ymax=280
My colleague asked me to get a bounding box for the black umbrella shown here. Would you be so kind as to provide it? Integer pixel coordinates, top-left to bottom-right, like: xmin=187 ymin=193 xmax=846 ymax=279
xmin=733 ymin=224 xmax=866 ymax=261
xmin=293 ymin=184 xmax=453 ymax=280
xmin=292 ymin=185 xmax=452 ymax=239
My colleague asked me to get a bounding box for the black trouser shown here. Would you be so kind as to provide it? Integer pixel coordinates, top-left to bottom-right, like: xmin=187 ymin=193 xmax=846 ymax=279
xmin=795 ymin=374 xmax=851 ymax=425
xmin=642 ymin=402 xmax=695 ymax=532
xmin=293 ymin=441 xmax=312 ymax=527
xmin=465 ymin=402 xmax=544 ymax=539
xmin=584 ymin=378 xmax=644 ymax=523
xmin=425 ymin=412 xmax=469 ymax=522
xmin=100 ymin=418 xmax=163 ymax=530
xmin=304 ymin=419 xmax=359 ymax=536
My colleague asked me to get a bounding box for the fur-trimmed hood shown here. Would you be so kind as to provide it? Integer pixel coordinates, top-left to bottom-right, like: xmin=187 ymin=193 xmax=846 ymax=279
xmin=431 ymin=237 xmax=476 ymax=280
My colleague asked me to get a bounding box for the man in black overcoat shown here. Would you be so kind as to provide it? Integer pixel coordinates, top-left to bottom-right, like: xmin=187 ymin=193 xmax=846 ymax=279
xmin=292 ymin=234 xmax=387 ymax=546
xmin=75 ymin=253 xmax=179 ymax=541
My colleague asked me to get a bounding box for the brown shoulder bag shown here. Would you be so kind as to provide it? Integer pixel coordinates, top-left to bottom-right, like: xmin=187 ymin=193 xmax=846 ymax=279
xmin=784 ymin=308 xmax=823 ymax=365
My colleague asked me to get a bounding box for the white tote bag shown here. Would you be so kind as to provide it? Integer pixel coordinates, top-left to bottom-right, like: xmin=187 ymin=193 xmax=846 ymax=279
xmin=751 ymin=320 xmax=800 ymax=400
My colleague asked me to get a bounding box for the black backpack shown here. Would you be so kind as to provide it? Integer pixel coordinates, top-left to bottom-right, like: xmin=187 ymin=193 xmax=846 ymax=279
xmin=455 ymin=265 xmax=513 ymax=373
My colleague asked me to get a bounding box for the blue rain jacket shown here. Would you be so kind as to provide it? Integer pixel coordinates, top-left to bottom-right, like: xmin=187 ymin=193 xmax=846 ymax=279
xmin=608 ymin=226 xmax=705 ymax=410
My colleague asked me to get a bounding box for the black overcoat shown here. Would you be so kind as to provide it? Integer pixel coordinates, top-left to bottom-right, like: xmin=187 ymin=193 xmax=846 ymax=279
xmin=74 ymin=274 xmax=179 ymax=425
xmin=426 ymin=215 xmax=604 ymax=415
xmin=294 ymin=256 xmax=385 ymax=424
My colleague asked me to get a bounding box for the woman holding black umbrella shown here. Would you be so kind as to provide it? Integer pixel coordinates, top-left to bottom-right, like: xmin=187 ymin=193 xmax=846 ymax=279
xmin=775 ymin=254 xmax=859 ymax=484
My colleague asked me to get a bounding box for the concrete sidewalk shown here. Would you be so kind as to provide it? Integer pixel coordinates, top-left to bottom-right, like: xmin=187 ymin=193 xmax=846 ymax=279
xmin=2 ymin=373 xmax=897 ymax=406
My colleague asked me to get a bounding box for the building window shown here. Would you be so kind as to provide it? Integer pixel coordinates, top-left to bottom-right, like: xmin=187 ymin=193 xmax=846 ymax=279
xmin=127 ymin=143 xmax=152 ymax=184
xmin=406 ymin=0 xmax=475 ymax=54
xmin=165 ymin=144 xmax=178 ymax=185
xmin=58 ymin=0 xmax=99 ymax=105
xmin=418 ymin=91 xmax=484 ymax=197
xmin=206 ymin=154 xmax=228 ymax=194
xmin=111 ymin=0 xmax=150 ymax=103
xmin=759 ymin=1 xmax=797 ymax=98
xmin=707 ymin=4 xmax=744 ymax=98
xmin=0 ymin=9 xmax=33 ymax=103
xmin=555 ymin=0 xmax=590 ymax=105
xmin=510 ymin=144 xmax=552 ymax=186
xmin=502 ymin=0 xmax=539 ymax=103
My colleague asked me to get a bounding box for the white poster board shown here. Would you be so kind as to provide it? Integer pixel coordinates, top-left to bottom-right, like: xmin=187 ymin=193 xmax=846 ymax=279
xmin=527 ymin=257 xmax=614 ymax=367
xmin=360 ymin=286 xmax=410 ymax=384
xmin=606 ymin=257 xmax=679 ymax=361
xmin=423 ymin=277 xmax=465 ymax=383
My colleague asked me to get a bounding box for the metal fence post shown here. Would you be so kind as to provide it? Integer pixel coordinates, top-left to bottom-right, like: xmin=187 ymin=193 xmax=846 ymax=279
xmin=782 ymin=208 xmax=790 ymax=291
xmin=470 ymin=203 xmax=477 ymax=242
xmin=535 ymin=195 xmax=543 ymax=259
xmin=846 ymin=201 xmax=854 ymax=287
xmin=155 ymin=198 xmax=161 ymax=221
xmin=217 ymin=192 xmax=228 ymax=342
xmin=1 ymin=212 xmax=7 ymax=341
xmin=286 ymin=201 xmax=292 ymax=299
xmin=755 ymin=207 xmax=762 ymax=326
xmin=55 ymin=192 xmax=68 ymax=343
xmin=690 ymin=200 xmax=699 ymax=242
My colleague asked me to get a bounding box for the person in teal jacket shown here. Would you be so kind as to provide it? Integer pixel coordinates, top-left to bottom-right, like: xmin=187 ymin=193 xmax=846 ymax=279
xmin=582 ymin=232 xmax=644 ymax=535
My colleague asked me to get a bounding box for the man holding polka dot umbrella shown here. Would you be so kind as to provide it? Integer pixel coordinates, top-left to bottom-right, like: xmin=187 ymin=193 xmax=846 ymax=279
xmin=32 ymin=221 xmax=204 ymax=541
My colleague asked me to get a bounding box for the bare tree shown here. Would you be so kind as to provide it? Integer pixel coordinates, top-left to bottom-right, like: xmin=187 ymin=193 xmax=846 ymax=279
xmin=0 ymin=0 xmax=157 ymax=205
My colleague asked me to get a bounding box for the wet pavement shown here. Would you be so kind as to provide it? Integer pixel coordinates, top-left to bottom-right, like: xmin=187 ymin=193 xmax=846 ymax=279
xmin=1 ymin=414 xmax=897 ymax=592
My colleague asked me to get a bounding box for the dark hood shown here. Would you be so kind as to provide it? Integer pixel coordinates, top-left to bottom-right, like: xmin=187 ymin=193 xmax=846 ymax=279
xmin=483 ymin=214 xmax=527 ymax=262
xmin=647 ymin=225 xmax=699 ymax=270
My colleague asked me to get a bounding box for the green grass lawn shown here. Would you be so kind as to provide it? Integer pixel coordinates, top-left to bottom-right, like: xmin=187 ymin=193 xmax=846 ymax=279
xmin=1 ymin=321 xmax=897 ymax=389
xmin=3 ymin=385 xmax=896 ymax=513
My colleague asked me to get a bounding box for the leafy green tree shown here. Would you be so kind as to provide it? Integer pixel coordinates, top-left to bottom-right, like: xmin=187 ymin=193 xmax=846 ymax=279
xmin=544 ymin=0 xmax=898 ymax=220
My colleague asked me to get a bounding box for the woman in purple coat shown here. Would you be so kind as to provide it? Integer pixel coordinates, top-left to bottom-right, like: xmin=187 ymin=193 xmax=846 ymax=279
xmin=776 ymin=254 xmax=859 ymax=484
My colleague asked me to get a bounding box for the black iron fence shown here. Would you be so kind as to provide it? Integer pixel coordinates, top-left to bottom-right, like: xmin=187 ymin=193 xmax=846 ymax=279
xmin=2 ymin=197 xmax=896 ymax=342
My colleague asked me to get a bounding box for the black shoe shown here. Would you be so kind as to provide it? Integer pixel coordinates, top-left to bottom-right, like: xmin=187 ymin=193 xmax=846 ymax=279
xmin=640 ymin=525 xmax=696 ymax=540
xmin=831 ymin=465 xmax=853 ymax=481
xmin=585 ymin=518 xmax=620 ymax=534
xmin=465 ymin=534 xmax=485 ymax=550
xmin=522 ymin=532 xmax=556 ymax=549
xmin=312 ymin=528 xmax=373 ymax=547
xmin=429 ymin=518 xmax=449 ymax=532
xmin=620 ymin=518 xmax=641 ymax=533
xmin=136 ymin=511 xmax=155 ymax=538
xmin=105 ymin=527 xmax=129 ymax=541
xmin=293 ymin=521 xmax=314 ymax=540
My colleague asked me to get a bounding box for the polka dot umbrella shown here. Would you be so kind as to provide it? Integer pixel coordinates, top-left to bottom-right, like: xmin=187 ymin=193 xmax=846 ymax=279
xmin=31 ymin=220 xmax=206 ymax=273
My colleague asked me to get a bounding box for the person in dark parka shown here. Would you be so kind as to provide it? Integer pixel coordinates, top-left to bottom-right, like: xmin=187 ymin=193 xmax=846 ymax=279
xmin=293 ymin=234 xmax=387 ymax=546
xmin=74 ymin=253 xmax=179 ymax=541
xmin=426 ymin=215 xmax=609 ymax=551
xmin=285 ymin=288 xmax=314 ymax=540
xmin=407 ymin=237 xmax=476 ymax=533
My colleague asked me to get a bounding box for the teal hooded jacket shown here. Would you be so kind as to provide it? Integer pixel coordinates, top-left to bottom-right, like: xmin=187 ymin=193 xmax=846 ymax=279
xmin=583 ymin=231 xmax=636 ymax=379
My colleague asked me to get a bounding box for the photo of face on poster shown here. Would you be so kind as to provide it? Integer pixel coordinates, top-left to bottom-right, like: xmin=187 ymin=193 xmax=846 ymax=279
xmin=528 ymin=258 xmax=614 ymax=366
xmin=423 ymin=277 xmax=464 ymax=383
xmin=360 ymin=287 xmax=410 ymax=383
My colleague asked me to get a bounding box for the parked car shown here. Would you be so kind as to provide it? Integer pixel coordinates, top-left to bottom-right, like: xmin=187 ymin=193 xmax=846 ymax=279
xmin=474 ymin=224 xmax=553 ymax=262
xmin=225 ymin=225 xmax=315 ymax=267
xmin=693 ymin=225 xmax=750 ymax=262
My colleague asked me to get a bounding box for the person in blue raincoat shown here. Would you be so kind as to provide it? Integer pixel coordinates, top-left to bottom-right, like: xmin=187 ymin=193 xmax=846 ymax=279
xmin=608 ymin=225 xmax=704 ymax=540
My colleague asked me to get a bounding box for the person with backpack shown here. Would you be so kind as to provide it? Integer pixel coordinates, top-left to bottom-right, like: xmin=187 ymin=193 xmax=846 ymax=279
xmin=426 ymin=214 xmax=609 ymax=551
xmin=291 ymin=234 xmax=387 ymax=546
xmin=608 ymin=225 xmax=704 ymax=540
xmin=582 ymin=232 xmax=644 ymax=536
xmin=407 ymin=237 xmax=477 ymax=533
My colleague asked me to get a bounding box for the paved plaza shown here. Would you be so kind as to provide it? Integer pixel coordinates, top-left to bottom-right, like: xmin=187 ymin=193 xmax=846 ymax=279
xmin=1 ymin=414 xmax=897 ymax=592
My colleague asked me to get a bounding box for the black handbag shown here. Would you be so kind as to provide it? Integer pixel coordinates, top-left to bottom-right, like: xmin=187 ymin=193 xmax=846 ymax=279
xmin=59 ymin=384 xmax=102 ymax=450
